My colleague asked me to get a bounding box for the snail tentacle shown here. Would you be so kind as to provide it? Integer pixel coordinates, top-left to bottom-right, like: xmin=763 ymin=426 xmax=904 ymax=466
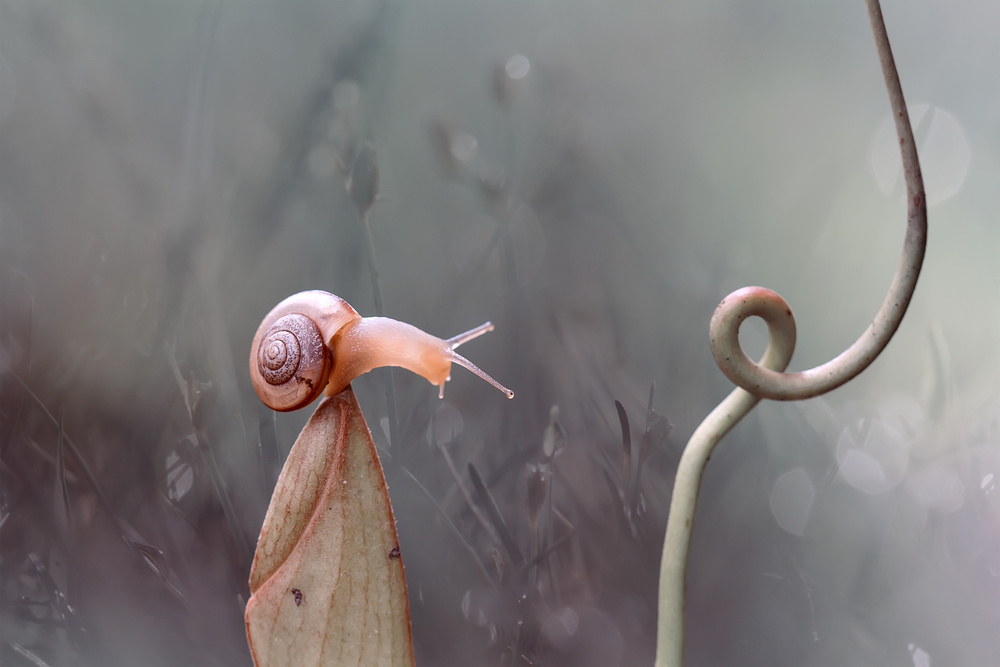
xmin=445 ymin=322 xmax=513 ymax=399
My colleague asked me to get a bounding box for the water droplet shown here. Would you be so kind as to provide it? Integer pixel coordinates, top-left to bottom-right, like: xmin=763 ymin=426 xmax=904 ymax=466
xmin=427 ymin=402 xmax=464 ymax=446
xmin=769 ymin=468 xmax=815 ymax=536
xmin=165 ymin=451 xmax=194 ymax=502
xmin=905 ymin=464 xmax=965 ymax=513
xmin=460 ymin=588 xmax=493 ymax=626
xmin=982 ymin=473 xmax=995 ymax=494
xmin=909 ymin=642 xmax=932 ymax=667
xmin=836 ymin=420 xmax=909 ymax=494
xmin=540 ymin=606 xmax=580 ymax=647
xmin=449 ymin=132 xmax=478 ymax=163
xmin=505 ymin=54 xmax=530 ymax=80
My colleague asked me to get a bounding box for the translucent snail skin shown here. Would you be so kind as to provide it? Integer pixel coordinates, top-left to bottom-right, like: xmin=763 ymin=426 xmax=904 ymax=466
xmin=249 ymin=290 xmax=513 ymax=411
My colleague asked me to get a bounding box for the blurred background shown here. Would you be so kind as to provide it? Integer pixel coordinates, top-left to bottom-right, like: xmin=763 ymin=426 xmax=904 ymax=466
xmin=1 ymin=1 xmax=998 ymax=665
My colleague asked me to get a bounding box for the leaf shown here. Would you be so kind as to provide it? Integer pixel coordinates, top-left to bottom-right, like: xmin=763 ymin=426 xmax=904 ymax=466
xmin=245 ymin=388 xmax=414 ymax=667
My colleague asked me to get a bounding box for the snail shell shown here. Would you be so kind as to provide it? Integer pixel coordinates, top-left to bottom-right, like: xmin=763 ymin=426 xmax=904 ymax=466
xmin=250 ymin=291 xmax=360 ymax=412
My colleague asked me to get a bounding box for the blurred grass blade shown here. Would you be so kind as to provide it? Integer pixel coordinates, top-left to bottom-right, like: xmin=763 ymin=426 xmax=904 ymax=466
xmin=245 ymin=388 xmax=414 ymax=667
xmin=399 ymin=465 xmax=496 ymax=588
xmin=467 ymin=464 xmax=524 ymax=568
xmin=258 ymin=406 xmax=281 ymax=494
xmin=632 ymin=383 xmax=671 ymax=515
xmin=49 ymin=408 xmax=72 ymax=611
xmin=515 ymin=530 xmax=576 ymax=579
xmin=52 ymin=408 xmax=72 ymax=543
xmin=10 ymin=641 xmax=51 ymax=667
xmin=542 ymin=405 xmax=562 ymax=458
xmin=125 ymin=538 xmax=172 ymax=582
xmin=435 ymin=440 xmax=504 ymax=551
xmin=7 ymin=371 xmax=188 ymax=605
xmin=614 ymin=400 xmax=632 ymax=497
xmin=166 ymin=343 xmax=252 ymax=569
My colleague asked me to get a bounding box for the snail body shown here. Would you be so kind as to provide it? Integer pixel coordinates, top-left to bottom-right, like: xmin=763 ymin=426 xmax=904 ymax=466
xmin=251 ymin=290 xmax=513 ymax=411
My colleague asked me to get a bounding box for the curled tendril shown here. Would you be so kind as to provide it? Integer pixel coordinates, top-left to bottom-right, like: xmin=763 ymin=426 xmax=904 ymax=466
xmin=655 ymin=1 xmax=927 ymax=665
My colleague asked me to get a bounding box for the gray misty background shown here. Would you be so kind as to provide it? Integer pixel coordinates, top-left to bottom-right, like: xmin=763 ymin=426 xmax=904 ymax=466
xmin=1 ymin=1 xmax=998 ymax=666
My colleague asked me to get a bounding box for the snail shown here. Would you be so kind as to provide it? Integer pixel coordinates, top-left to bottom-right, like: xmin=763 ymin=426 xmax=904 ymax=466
xmin=250 ymin=290 xmax=514 ymax=411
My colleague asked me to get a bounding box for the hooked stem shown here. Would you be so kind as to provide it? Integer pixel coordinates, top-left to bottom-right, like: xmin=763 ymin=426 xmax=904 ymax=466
xmin=655 ymin=1 xmax=927 ymax=665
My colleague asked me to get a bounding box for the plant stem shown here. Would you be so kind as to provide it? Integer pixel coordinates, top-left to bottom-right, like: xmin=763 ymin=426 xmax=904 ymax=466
xmin=708 ymin=0 xmax=926 ymax=402
xmin=360 ymin=210 xmax=385 ymax=317
xmin=656 ymin=294 xmax=794 ymax=666
xmin=359 ymin=209 xmax=401 ymax=458
xmin=654 ymin=1 xmax=926 ymax=664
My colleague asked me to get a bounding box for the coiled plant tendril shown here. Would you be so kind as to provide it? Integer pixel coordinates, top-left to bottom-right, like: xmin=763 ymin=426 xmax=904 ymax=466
xmin=655 ymin=1 xmax=927 ymax=665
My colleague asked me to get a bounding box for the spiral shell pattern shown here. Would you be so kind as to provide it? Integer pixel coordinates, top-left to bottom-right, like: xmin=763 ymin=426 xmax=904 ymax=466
xmin=252 ymin=313 xmax=331 ymax=411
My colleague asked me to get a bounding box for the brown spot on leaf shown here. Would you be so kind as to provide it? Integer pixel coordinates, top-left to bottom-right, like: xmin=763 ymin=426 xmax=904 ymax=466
xmin=292 ymin=588 xmax=303 ymax=606
xmin=388 ymin=545 xmax=401 ymax=559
